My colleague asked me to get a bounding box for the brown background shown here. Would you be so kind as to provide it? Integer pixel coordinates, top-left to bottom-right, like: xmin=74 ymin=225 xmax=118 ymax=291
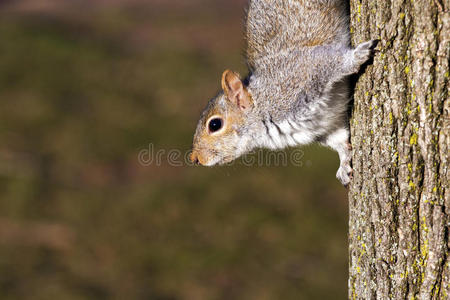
xmin=0 ymin=1 xmax=348 ymax=299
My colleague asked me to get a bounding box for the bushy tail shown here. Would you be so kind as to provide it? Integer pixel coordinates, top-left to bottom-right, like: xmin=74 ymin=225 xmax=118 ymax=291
xmin=245 ymin=0 xmax=349 ymax=69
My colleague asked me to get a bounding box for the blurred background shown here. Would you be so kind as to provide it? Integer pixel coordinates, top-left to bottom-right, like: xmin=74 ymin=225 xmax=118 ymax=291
xmin=0 ymin=0 xmax=348 ymax=299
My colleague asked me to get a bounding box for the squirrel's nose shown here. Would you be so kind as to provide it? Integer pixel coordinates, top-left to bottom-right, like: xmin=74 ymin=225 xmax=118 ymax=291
xmin=190 ymin=152 xmax=201 ymax=165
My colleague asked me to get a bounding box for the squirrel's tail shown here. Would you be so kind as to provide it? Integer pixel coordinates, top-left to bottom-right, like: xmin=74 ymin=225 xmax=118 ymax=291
xmin=246 ymin=0 xmax=349 ymax=68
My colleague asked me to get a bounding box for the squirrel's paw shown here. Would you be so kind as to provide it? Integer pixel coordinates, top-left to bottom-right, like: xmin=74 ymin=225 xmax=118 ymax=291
xmin=336 ymin=162 xmax=353 ymax=187
xmin=350 ymin=39 xmax=379 ymax=72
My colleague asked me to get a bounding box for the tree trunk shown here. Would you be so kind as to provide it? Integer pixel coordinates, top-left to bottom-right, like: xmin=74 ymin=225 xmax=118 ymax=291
xmin=348 ymin=0 xmax=449 ymax=299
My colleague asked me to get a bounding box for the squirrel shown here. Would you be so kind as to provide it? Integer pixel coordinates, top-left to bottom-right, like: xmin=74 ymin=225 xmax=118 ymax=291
xmin=190 ymin=0 xmax=377 ymax=186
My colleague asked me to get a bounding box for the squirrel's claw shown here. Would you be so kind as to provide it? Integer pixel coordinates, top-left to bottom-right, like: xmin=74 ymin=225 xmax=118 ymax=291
xmin=337 ymin=162 xmax=353 ymax=187
xmin=353 ymin=39 xmax=378 ymax=67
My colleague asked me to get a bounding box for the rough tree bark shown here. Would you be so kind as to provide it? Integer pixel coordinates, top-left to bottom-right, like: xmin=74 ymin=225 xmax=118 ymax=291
xmin=348 ymin=0 xmax=449 ymax=299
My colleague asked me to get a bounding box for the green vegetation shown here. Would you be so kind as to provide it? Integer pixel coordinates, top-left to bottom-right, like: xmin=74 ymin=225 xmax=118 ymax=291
xmin=0 ymin=2 xmax=348 ymax=299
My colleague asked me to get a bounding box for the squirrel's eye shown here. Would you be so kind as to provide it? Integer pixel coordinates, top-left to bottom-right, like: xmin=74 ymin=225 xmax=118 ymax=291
xmin=208 ymin=118 xmax=223 ymax=133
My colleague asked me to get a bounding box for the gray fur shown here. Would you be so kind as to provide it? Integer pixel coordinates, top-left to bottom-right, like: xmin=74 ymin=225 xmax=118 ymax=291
xmin=191 ymin=0 xmax=376 ymax=186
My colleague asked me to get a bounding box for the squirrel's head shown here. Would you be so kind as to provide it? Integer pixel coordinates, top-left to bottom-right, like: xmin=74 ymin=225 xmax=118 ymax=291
xmin=190 ymin=70 xmax=255 ymax=166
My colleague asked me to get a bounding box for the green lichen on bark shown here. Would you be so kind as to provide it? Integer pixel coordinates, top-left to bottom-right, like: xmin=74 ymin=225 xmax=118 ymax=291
xmin=349 ymin=0 xmax=449 ymax=299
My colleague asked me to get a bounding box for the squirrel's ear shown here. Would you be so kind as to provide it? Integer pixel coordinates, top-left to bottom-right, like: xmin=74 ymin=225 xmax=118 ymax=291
xmin=221 ymin=70 xmax=252 ymax=112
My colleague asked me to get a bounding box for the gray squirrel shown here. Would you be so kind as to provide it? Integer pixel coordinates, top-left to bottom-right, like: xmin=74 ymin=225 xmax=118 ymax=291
xmin=190 ymin=0 xmax=377 ymax=186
